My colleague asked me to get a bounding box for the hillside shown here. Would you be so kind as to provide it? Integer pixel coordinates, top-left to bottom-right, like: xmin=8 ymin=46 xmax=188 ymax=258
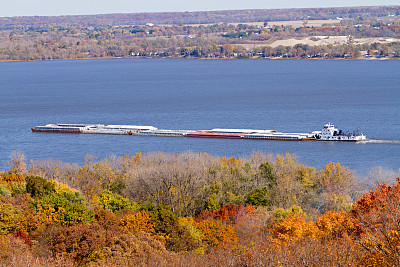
xmin=0 ymin=6 xmax=399 ymax=61
xmin=1 ymin=6 xmax=399 ymax=27
xmin=0 ymin=151 xmax=399 ymax=265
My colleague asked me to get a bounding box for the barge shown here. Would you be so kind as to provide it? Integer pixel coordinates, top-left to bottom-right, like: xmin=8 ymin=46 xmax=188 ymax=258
xmin=186 ymin=131 xmax=245 ymax=139
xmin=31 ymin=124 xmax=90 ymax=134
xmin=31 ymin=123 xmax=367 ymax=142
xmin=135 ymin=129 xmax=194 ymax=137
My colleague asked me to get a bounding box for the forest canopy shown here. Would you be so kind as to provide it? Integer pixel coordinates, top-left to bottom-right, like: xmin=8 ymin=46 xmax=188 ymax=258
xmin=1 ymin=151 xmax=399 ymax=266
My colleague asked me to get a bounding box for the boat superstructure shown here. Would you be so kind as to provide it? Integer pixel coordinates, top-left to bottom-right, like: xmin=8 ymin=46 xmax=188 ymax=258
xmin=31 ymin=123 xmax=367 ymax=142
xmin=314 ymin=123 xmax=368 ymax=142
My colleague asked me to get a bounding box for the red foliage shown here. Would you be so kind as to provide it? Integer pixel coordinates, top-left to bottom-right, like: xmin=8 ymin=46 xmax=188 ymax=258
xmin=350 ymin=178 xmax=400 ymax=265
xmin=351 ymin=178 xmax=400 ymax=218
xmin=13 ymin=230 xmax=33 ymax=247
xmin=196 ymin=204 xmax=257 ymax=225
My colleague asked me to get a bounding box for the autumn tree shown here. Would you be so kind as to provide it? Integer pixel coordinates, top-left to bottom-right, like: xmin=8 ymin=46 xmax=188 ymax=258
xmin=351 ymin=178 xmax=400 ymax=266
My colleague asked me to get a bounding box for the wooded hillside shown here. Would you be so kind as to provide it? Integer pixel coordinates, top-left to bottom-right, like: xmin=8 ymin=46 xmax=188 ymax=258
xmin=1 ymin=151 xmax=399 ymax=266
xmin=1 ymin=6 xmax=399 ymax=27
xmin=0 ymin=6 xmax=400 ymax=61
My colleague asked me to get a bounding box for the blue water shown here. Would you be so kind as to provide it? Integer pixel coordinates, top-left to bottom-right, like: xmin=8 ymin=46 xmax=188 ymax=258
xmin=0 ymin=59 xmax=399 ymax=175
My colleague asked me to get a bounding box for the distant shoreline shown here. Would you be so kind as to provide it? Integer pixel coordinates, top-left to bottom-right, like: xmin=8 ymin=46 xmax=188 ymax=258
xmin=0 ymin=55 xmax=398 ymax=63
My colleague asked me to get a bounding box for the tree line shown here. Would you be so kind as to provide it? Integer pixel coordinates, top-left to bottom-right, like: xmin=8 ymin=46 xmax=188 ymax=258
xmin=0 ymin=6 xmax=400 ymax=61
xmin=1 ymin=151 xmax=399 ymax=266
xmin=0 ymin=6 xmax=399 ymax=27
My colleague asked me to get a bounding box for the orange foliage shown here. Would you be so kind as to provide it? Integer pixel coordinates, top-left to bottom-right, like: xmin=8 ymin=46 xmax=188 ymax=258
xmin=270 ymin=214 xmax=318 ymax=243
xmin=352 ymin=180 xmax=400 ymax=215
xmin=34 ymin=204 xmax=66 ymax=224
xmin=195 ymin=220 xmax=237 ymax=249
xmin=1 ymin=172 xmax=25 ymax=183
xmin=315 ymin=210 xmax=355 ymax=239
xmin=350 ymin=178 xmax=400 ymax=266
xmin=120 ymin=210 xmax=155 ymax=234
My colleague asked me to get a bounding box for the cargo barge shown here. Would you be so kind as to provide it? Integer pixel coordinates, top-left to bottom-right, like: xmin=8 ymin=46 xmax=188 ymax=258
xmin=31 ymin=124 xmax=89 ymax=134
xmin=186 ymin=131 xmax=245 ymax=139
xmin=31 ymin=123 xmax=367 ymax=142
xmin=135 ymin=130 xmax=194 ymax=137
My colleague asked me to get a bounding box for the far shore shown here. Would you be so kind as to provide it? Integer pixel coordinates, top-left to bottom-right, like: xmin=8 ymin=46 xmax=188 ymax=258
xmin=0 ymin=55 xmax=398 ymax=63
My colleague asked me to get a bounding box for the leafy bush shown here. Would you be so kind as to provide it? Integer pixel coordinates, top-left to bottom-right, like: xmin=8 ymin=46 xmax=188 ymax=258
xmin=0 ymin=183 xmax=11 ymax=197
xmin=196 ymin=204 xmax=256 ymax=225
xmin=0 ymin=172 xmax=26 ymax=196
xmin=245 ymin=186 xmax=270 ymax=206
xmin=195 ymin=220 xmax=237 ymax=250
xmin=120 ymin=210 xmax=155 ymax=233
xmin=273 ymin=205 xmax=304 ymax=219
xmin=1 ymin=172 xmax=25 ymax=183
xmin=26 ymin=176 xmax=56 ymax=198
xmin=43 ymin=222 xmax=107 ymax=265
xmin=0 ymin=204 xmax=22 ymax=235
xmin=98 ymin=190 xmax=139 ymax=213
xmin=8 ymin=182 xmax=26 ymax=195
xmin=143 ymin=204 xmax=196 ymax=252
xmin=98 ymin=231 xmax=172 ymax=266
xmin=49 ymin=180 xmax=85 ymax=204
xmin=31 ymin=194 xmax=94 ymax=225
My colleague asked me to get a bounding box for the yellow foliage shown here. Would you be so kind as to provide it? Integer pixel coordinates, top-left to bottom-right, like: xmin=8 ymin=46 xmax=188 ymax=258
xmin=320 ymin=162 xmax=353 ymax=189
xmin=178 ymin=217 xmax=206 ymax=253
xmin=271 ymin=214 xmax=318 ymax=243
xmin=195 ymin=220 xmax=238 ymax=249
xmin=220 ymin=156 xmax=244 ymax=169
xmin=135 ymin=151 xmax=142 ymax=163
xmin=297 ymin=165 xmax=316 ymax=188
xmin=49 ymin=180 xmax=78 ymax=194
xmin=315 ymin=210 xmax=354 ymax=239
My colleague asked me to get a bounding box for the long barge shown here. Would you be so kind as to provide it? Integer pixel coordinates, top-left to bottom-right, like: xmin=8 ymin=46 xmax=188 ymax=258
xmin=31 ymin=123 xmax=368 ymax=142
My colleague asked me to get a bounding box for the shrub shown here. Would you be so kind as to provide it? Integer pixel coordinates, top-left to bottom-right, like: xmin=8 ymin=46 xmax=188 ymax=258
xmin=120 ymin=210 xmax=155 ymax=234
xmin=98 ymin=231 xmax=172 ymax=266
xmin=1 ymin=171 xmax=25 ymax=183
xmin=31 ymin=194 xmax=94 ymax=225
xmin=195 ymin=220 xmax=237 ymax=250
xmin=0 ymin=204 xmax=22 ymax=235
xmin=0 ymin=183 xmax=11 ymax=197
xmin=273 ymin=205 xmax=304 ymax=220
xmin=143 ymin=204 xmax=196 ymax=252
xmin=196 ymin=204 xmax=256 ymax=225
xmin=49 ymin=180 xmax=85 ymax=204
xmin=245 ymin=187 xmax=270 ymax=206
xmin=26 ymin=176 xmax=56 ymax=198
xmin=44 ymin=222 xmax=107 ymax=265
xmin=98 ymin=190 xmax=139 ymax=213
xmin=0 ymin=172 xmax=26 ymax=195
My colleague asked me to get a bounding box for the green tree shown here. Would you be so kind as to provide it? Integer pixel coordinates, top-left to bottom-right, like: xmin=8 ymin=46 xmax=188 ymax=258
xmin=26 ymin=176 xmax=56 ymax=198
xmin=98 ymin=190 xmax=139 ymax=213
xmin=143 ymin=204 xmax=196 ymax=252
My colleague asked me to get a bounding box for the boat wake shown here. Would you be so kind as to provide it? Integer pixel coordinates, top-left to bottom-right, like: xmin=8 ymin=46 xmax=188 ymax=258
xmin=361 ymin=139 xmax=400 ymax=144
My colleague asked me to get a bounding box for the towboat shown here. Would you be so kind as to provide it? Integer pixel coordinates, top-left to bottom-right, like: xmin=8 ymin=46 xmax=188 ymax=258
xmin=314 ymin=123 xmax=368 ymax=142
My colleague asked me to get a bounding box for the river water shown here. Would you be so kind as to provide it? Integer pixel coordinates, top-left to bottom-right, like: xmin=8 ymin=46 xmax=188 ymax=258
xmin=0 ymin=58 xmax=399 ymax=175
